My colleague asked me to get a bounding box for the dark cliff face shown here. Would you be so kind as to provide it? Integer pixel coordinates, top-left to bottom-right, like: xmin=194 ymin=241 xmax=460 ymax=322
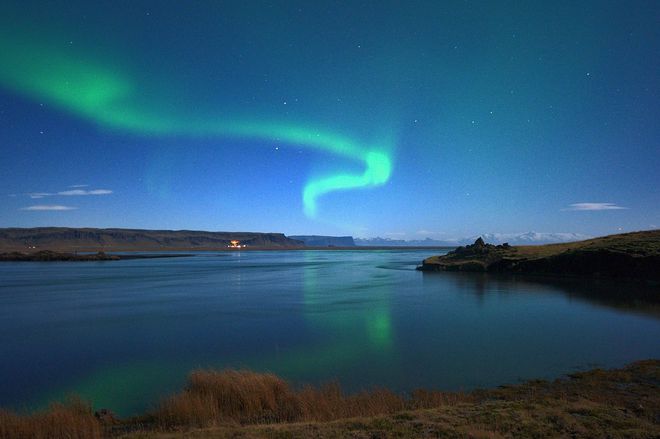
xmin=489 ymin=249 xmax=660 ymax=281
xmin=0 ymin=228 xmax=303 ymax=250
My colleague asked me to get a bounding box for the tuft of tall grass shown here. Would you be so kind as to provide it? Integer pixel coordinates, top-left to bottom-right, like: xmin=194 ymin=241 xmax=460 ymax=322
xmin=0 ymin=397 xmax=101 ymax=439
xmin=154 ymin=369 xmax=470 ymax=428
xmin=156 ymin=370 xmax=300 ymax=427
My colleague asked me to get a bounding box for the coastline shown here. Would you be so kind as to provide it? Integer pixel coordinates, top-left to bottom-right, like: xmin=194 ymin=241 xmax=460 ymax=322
xmin=0 ymin=251 xmax=195 ymax=262
xmin=1 ymin=360 xmax=658 ymax=438
xmin=417 ymin=230 xmax=660 ymax=283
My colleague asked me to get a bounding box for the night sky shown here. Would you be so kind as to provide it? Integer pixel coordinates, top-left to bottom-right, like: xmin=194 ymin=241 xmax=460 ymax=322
xmin=1 ymin=1 xmax=658 ymax=239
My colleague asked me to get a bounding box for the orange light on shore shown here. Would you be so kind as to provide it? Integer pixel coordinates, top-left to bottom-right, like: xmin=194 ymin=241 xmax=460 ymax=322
xmin=229 ymin=240 xmax=241 ymax=248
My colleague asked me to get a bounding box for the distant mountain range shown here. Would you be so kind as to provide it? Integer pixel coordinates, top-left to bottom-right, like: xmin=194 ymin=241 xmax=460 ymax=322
xmin=289 ymin=235 xmax=355 ymax=247
xmin=464 ymin=232 xmax=593 ymax=245
xmin=355 ymin=232 xmax=593 ymax=247
xmin=354 ymin=237 xmax=451 ymax=247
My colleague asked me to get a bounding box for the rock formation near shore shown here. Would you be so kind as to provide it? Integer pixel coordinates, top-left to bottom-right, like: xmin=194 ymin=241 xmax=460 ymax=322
xmin=418 ymin=230 xmax=660 ymax=282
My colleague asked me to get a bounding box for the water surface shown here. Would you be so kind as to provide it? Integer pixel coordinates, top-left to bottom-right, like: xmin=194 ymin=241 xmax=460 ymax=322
xmin=1 ymin=250 xmax=658 ymax=415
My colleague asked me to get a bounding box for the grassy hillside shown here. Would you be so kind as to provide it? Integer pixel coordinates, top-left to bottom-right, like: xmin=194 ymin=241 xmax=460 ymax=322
xmin=419 ymin=230 xmax=660 ymax=281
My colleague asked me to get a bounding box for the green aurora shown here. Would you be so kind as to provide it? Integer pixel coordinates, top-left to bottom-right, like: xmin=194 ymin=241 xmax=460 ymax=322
xmin=0 ymin=34 xmax=392 ymax=218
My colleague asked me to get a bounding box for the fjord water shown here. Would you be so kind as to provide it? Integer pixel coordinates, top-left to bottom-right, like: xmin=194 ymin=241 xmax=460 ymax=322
xmin=1 ymin=250 xmax=659 ymax=416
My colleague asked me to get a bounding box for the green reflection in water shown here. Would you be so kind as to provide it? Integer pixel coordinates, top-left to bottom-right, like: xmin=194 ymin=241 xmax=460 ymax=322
xmin=299 ymin=251 xmax=395 ymax=362
xmin=365 ymin=309 xmax=393 ymax=350
xmin=34 ymin=361 xmax=188 ymax=417
xmin=29 ymin=254 xmax=399 ymax=415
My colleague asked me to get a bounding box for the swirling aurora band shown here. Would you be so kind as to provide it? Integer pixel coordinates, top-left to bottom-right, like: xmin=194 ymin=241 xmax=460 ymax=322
xmin=0 ymin=37 xmax=392 ymax=218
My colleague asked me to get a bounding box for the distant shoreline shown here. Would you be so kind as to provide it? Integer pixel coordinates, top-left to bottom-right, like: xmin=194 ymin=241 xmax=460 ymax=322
xmin=0 ymin=247 xmax=456 ymax=261
xmin=0 ymin=246 xmax=455 ymax=254
xmin=0 ymin=251 xmax=195 ymax=262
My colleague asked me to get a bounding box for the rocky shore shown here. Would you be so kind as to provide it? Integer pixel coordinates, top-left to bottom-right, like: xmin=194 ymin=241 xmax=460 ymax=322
xmin=417 ymin=230 xmax=660 ymax=282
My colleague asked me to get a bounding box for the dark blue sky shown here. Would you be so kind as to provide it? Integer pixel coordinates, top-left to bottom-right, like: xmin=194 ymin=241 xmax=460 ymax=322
xmin=1 ymin=1 xmax=658 ymax=239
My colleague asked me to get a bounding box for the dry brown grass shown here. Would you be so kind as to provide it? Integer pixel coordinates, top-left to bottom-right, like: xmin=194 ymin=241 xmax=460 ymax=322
xmin=155 ymin=370 xmax=298 ymax=426
xmin=408 ymin=388 xmax=476 ymax=409
xmin=1 ymin=360 xmax=658 ymax=438
xmin=0 ymin=397 xmax=101 ymax=439
xmin=154 ymin=370 xmax=426 ymax=428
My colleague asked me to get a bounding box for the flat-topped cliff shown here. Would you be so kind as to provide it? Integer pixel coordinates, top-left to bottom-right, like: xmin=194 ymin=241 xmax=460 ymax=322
xmin=0 ymin=227 xmax=304 ymax=251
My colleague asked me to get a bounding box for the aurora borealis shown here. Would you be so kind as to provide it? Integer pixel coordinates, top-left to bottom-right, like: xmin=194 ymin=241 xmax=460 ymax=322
xmin=1 ymin=1 xmax=658 ymax=237
xmin=0 ymin=22 xmax=392 ymax=219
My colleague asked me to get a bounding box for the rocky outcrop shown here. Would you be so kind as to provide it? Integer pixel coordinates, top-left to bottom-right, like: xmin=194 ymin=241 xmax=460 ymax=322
xmin=489 ymin=249 xmax=660 ymax=280
xmin=451 ymin=237 xmax=511 ymax=256
xmin=418 ymin=230 xmax=660 ymax=282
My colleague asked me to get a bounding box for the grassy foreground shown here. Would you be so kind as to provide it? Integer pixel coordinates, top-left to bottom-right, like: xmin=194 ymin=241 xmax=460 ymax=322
xmin=1 ymin=360 xmax=659 ymax=438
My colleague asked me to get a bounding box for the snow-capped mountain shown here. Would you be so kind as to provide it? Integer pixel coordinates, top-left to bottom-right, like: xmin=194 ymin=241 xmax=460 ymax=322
xmin=467 ymin=232 xmax=592 ymax=245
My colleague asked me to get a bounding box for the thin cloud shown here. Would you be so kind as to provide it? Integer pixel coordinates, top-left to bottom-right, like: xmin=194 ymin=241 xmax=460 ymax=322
xmin=68 ymin=184 xmax=89 ymax=188
xmin=564 ymin=203 xmax=628 ymax=211
xmin=23 ymin=188 xmax=113 ymax=198
xmin=28 ymin=192 xmax=53 ymax=199
xmin=21 ymin=205 xmax=77 ymax=211
xmin=58 ymin=189 xmax=112 ymax=196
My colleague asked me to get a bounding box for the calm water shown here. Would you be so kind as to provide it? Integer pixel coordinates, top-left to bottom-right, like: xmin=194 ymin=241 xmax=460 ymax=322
xmin=1 ymin=250 xmax=659 ymax=415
